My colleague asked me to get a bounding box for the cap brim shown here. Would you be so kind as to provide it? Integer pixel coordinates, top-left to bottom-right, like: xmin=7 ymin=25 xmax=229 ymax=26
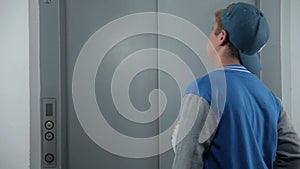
xmin=240 ymin=52 xmax=262 ymax=74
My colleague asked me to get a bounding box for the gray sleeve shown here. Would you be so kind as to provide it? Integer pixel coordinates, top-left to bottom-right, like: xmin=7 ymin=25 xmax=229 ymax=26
xmin=172 ymin=94 xmax=219 ymax=169
xmin=274 ymin=109 xmax=300 ymax=169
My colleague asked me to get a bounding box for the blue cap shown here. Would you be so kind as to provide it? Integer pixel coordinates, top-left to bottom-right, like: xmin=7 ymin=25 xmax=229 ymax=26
xmin=222 ymin=2 xmax=269 ymax=74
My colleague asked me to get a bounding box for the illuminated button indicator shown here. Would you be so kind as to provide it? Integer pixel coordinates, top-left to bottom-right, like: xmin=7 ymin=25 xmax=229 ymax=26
xmin=45 ymin=120 xmax=54 ymax=130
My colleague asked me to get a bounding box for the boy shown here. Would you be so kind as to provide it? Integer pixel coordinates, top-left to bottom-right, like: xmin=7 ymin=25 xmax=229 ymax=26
xmin=172 ymin=2 xmax=300 ymax=169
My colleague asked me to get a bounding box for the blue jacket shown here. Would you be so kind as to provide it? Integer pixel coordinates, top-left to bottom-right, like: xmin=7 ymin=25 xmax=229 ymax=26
xmin=172 ymin=65 xmax=300 ymax=169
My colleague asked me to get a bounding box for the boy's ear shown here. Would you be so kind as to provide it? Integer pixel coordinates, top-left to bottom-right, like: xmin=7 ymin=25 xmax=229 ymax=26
xmin=219 ymin=29 xmax=228 ymax=46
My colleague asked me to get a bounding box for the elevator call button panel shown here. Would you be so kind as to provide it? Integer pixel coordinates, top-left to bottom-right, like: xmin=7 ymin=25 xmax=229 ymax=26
xmin=42 ymin=98 xmax=57 ymax=168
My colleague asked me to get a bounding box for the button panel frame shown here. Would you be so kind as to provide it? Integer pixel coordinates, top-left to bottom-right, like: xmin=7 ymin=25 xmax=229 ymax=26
xmin=42 ymin=98 xmax=57 ymax=168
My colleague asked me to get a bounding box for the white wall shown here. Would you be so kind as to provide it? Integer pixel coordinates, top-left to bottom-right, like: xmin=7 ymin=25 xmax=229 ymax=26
xmin=281 ymin=0 xmax=300 ymax=134
xmin=290 ymin=0 xmax=300 ymax=134
xmin=0 ymin=1 xmax=30 ymax=169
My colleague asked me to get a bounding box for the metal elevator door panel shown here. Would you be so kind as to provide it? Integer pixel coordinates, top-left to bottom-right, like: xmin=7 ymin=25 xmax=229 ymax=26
xmin=39 ymin=0 xmax=255 ymax=169
xmin=64 ymin=0 xmax=159 ymax=169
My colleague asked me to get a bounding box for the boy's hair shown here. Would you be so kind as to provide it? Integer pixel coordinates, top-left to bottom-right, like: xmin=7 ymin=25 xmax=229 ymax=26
xmin=214 ymin=4 xmax=241 ymax=61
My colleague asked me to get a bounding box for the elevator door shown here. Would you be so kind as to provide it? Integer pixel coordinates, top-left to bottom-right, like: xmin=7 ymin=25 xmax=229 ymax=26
xmin=39 ymin=0 xmax=255 ymax=169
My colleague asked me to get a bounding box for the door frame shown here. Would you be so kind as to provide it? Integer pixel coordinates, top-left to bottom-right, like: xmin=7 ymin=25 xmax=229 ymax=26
xmin=30 ymin=0 xmax=67 ymax=169
xmin=29 ymin=0 xmax=41 ymax=169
